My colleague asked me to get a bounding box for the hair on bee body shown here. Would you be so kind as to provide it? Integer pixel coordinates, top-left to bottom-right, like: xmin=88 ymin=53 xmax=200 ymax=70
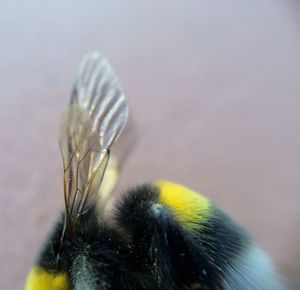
xmin=25 ymin=52 xmax=286 ymax=290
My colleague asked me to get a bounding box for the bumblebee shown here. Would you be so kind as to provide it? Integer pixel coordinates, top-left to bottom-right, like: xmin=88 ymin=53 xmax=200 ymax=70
xmin=25 ymin=52 xmax=285 ymax=290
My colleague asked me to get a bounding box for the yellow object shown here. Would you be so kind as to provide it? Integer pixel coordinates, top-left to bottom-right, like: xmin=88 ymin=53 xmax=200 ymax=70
xmin=155 ymin=180 xmax=211 ymax=230
xmin=25 ymin=268 xmax=70 ymax=290
xmin=100 ymin=156 xmax=119 ymax=198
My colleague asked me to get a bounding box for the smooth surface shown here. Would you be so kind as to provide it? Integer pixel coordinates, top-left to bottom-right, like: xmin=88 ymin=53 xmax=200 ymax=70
xmin=0 ymin=1 xmax=299 ymax=289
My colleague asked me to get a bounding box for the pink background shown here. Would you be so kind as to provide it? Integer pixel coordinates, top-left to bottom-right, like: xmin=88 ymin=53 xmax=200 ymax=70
xmin=0 ymin=1 xmax=299 ymax=289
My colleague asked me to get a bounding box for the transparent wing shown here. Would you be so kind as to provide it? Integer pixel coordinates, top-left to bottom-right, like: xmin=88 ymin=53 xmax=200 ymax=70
xmin=98 ymin=116 xmax=136 ymax=217
xmin=59 ymin=52 xmax=128 ymax=221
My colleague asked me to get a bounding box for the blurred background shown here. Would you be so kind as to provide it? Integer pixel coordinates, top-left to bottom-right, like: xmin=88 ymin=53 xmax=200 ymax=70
xmin=0 ymin=1 xmax=299 ymax=289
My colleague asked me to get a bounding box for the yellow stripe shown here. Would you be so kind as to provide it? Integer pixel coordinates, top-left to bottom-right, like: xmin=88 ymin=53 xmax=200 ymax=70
xmin=100 ymin=159 xmax=119 ymax=196
xmin=25 ymin=267 xmax=70 ymax=290
xmin=155 ymin=180 xmax=211 ymax=230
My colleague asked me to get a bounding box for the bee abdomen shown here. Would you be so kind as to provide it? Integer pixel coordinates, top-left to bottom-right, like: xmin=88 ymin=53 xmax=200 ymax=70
xmin=115 ymin=181 xmax=285 ymax=289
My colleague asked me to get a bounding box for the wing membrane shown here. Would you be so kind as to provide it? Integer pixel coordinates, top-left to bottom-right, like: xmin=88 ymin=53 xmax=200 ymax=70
xmin=59 ymin=52 xmax=128 ymax=221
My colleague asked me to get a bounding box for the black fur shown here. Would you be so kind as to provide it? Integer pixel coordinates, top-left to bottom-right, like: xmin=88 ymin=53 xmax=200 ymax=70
xmin=36 ymin=184 xmax=250 ymax=290
xmin=36 ymin=213 xmax=71 ymax=272
xmin=115 ymin=184 xmax=250 ymax=289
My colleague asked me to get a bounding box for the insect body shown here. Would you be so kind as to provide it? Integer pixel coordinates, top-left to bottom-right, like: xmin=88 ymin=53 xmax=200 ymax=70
xmin=25 ymin=53 xmax=285 ymax=290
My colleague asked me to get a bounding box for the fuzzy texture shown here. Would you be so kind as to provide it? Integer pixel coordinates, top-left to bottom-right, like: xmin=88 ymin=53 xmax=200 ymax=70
xmin=155 ymin=180 xmax=211 ymax=230
xmin=26 ymin=182 xmax=285 ymax=290
xmin=25 ymin=268 xmax=70 ymax=290
xmin=223 ymin=245 xmax=286 ymax=290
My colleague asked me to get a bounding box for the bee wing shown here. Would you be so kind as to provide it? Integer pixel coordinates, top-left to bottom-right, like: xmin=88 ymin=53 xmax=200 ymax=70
xmin=98 ymin=116 xmax=136 ymax=216
xmin=59 ymin=52 xmax=128 ymax=220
